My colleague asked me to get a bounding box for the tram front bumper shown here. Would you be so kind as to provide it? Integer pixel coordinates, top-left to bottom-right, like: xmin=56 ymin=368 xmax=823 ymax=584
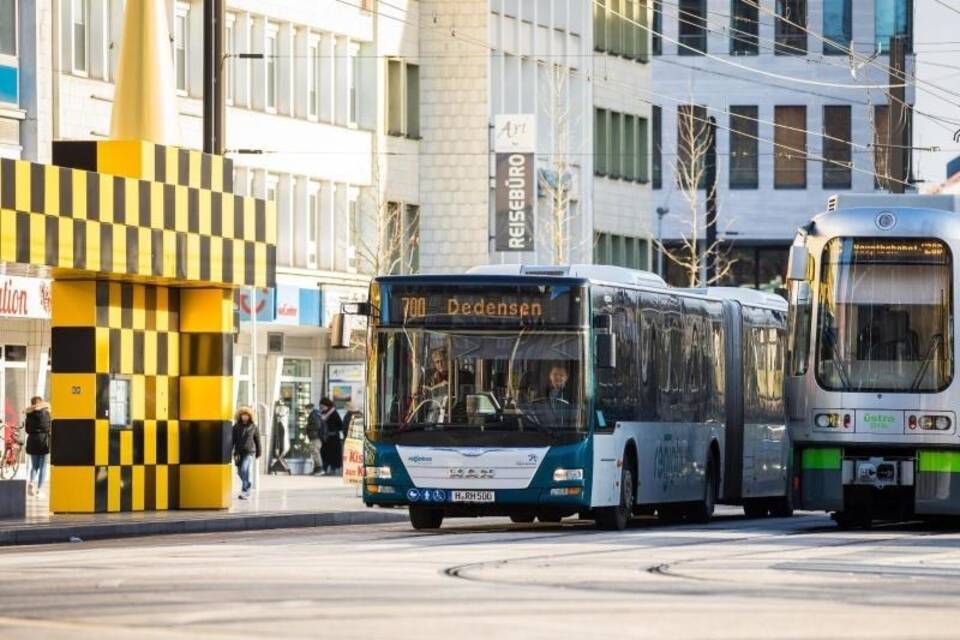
xmin=799 ymin=448 xmax=960 ymax=515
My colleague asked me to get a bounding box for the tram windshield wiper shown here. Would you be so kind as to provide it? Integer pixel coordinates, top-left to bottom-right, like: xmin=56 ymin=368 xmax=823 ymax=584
xmin=911 ymin=334 xmax=944 ymax=391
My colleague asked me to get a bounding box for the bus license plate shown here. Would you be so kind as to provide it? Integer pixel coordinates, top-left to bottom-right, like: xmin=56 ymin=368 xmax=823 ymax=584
xmin=452 ymin=490 xmax=495 ymax=503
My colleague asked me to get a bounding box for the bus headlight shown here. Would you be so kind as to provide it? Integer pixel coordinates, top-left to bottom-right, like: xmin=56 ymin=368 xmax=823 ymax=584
xmin=553 ymin=468 xmax=584 ymax=482
xmin=365 ymin=466 xmax=393 ymax=479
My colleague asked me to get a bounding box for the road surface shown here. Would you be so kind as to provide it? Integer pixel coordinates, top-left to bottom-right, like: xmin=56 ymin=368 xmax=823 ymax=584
xmin=0 ymin=507 xmax=958 ymax=639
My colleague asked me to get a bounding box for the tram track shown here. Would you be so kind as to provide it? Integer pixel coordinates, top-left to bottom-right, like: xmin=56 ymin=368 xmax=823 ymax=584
xmin=441 ymin=517 xmax=960 ymax=607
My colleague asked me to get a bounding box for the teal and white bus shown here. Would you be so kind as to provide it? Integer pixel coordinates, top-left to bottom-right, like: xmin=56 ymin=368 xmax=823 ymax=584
xmin=334 ymin=264 xmax=792 ymax=530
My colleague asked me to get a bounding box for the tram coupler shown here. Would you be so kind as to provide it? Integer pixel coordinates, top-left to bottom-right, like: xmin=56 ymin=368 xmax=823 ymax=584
xmin=841 ymin=457 xmax=915 ymax=489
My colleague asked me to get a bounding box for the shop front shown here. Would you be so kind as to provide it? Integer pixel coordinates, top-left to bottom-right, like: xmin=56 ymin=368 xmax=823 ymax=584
xmin=235 ymin=278 xmax=369 ymax=475
xmin=0 ymin=275 xmax=52 ymax=431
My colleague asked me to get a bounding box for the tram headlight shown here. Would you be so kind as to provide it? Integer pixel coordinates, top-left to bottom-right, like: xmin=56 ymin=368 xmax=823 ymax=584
xmin=918 ymin=415 xmax=952 ymax=431
xmin=553 ymin=468 xmax=584 ymax=482
xmin=815 ymin=412 xmax=843 ymax=429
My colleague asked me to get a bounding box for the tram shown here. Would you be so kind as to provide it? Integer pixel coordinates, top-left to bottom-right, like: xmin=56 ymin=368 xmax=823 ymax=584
xmin=333 ymin=264 xmax=792 ymax=530
xmin=785 ymin=194 xmax=960 ymax=527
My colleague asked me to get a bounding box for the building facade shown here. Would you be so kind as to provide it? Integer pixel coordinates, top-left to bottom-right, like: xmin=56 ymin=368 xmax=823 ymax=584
xmin=416 ymin=0 xmax=653 ymax=272
xmin=651 ymin=0 xmax=915 ymax=290
xmin=6 ymin=0 xmax=421 ymax=468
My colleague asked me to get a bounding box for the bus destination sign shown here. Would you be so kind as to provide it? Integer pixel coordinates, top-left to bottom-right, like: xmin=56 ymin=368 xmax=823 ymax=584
xmin=384 ymin=286 xmax=583 ymax=326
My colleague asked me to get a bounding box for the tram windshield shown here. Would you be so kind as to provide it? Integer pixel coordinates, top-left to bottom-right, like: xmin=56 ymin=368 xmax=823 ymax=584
xmin=816 ymin=238 xmax=953 ymax=392
xmin=373 ymin=329 xmax=587 ymax=441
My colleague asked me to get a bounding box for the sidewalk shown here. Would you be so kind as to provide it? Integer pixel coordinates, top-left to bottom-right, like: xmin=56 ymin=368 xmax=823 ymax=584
xmin=0 ymin=474 xmax=406 ymax=545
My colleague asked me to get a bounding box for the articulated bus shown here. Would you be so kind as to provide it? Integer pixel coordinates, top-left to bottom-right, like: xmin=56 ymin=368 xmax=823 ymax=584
xmin=785 ymin=195 xmax=960 ymax=527
xmin=337 ymin=264 xmax=792 ymax=530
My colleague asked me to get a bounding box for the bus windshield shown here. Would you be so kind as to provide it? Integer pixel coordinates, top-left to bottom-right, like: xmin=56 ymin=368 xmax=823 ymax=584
xmin=374 ymin=329 xmax=587 ymax=442
xmin=816 ymin=238 xmax=953 ymax=392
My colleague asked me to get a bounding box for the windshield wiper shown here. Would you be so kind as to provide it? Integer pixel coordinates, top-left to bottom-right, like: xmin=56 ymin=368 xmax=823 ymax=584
xmin=911 ymin=334 xmax=944 ymax=391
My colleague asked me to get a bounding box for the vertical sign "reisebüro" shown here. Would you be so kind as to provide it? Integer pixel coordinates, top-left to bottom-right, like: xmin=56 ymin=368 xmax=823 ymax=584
xmin=494 ymin=114 xmax=536 ymax=252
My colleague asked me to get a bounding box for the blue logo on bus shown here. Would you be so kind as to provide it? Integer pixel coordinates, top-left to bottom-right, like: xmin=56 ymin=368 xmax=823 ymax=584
xmin=407 ymin=488 xmax=421 ymax=502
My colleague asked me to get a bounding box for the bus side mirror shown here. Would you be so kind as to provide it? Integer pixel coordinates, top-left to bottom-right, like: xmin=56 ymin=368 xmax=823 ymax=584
xmin=787 ymin=245 xmax=809 ymax=281
xmin=596 ymin=333 xmax=617 ymax=369
xmin=330 ymin=313 xmax=351 ymax=349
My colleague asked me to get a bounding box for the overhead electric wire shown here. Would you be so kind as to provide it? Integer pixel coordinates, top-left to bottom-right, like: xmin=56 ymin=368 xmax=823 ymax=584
xmin=323 ymin=0 xmax=915 ymax=189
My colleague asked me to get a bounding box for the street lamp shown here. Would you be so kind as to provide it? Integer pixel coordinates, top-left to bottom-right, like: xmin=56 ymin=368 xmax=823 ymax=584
xmin=656 ymin=206 xmax=669 ymax=277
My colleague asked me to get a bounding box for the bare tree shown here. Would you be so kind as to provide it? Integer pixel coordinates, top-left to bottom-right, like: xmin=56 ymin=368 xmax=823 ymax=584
xmin=355 ymin=150 xmax=420 ymax=277
xmin=538 ymin=63 xmax=575 ymax=266
xmin=656 ymin=105 xmax=734 ymax=287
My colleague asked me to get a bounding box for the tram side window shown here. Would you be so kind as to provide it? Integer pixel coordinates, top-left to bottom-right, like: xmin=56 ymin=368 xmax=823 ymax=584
xmin=744 ymin=310 xmax=784 ymax=424
xmin=788 ymin=276 xmax=812 ymax=376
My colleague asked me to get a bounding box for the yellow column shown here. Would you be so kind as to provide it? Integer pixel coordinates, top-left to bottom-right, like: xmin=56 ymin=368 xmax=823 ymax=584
xmin=178 ymin=288 xmax=234 ymax=508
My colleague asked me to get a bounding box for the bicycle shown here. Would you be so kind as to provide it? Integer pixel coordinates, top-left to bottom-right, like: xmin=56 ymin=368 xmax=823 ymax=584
xmin=0 ymin=423 xmax=25 ymax=480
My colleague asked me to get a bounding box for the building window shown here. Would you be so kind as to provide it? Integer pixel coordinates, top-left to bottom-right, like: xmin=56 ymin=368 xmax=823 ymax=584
xmin=729 ymin=106 xmax=758 ymax=189
xmin=306 ymin=183 xmax=320 ymax=269
xmin=678 ymin=0 xmax=706 ymax=55
xmin=0 ymin=0 xmax=16 ymax=56
xmin=875 ymin=0 xmax=912 ymax=52
xmin=308 ymin=41 xmax=320 ymax=118
xmin=610 ymin=111 xmax=622 ymax=179
xmin=347 ymin=196 xmax=360 ymax=272
xmin=775 ymin=0 xmax=807 ymax=55
xmin=224 ymin=14 xmax=236 ymax=105
xmin=265 ymin=25 xmax=278 ymax=111
xmin=872 ymin=104 xmax=911 ymax=189
xmin=638 ymin=117 xmax=649 ymax=183
xmin=595 ymin=232 xmax=648 ymax=270
xmin=174 ymin=4 xmax=189 ymax=93
xmin=594 ymin=107 xmax=607 ymax=176
xmin=774 ymin=105 xmax=806 ymax=189
xmin=594 ymin=0 xmax=649 ymax=60
xmin=386 ymin=59 xmax=420 ymax=138
xmin=730 ymin=0 xmax=759 ymax=55
xmin=385 ymin=203 xmax=420 ymax=275
xmin=624 ymin=115 xmax=636 ymax=180
xmin=406 ymin=64 xmax=420 ymax=138
xmin=72 ymin=0 xmax=89 ymax=74
xmin=593 ymin=0 xmax=606 ymax=52
xmin=822 ymin=105 xmax=852 ymax=189
xmin=652 ymin=106 xmax=662 ymax=189
xmin=652 ymin=1 xmax=662 ymax=55
xmin=677 ymin=104 xmax=708 ymax=190
xmin=349 ymin=50 xmax=360 ymax=126
xmin=822 ymin=0 xmax=852 ymax=55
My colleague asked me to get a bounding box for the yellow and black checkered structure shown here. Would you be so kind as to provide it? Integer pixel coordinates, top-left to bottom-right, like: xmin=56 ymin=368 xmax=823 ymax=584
xmin=4 ymin=140 xmax=276 ymax=513
xmin=1 ymin=140 xmax=275 ymax=287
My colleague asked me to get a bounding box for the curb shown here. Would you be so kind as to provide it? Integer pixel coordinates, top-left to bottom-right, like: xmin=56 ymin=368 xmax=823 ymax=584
xmin=0 ymin=509 xmax=408 ymax=546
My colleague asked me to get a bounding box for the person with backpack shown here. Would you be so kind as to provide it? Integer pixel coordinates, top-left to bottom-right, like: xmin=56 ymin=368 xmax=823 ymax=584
xmin=24 ymin=396 xmax=51 ymax=497
xmin=305 ymin=403 xmax=324 ymax=475
xmin=231 ymin=406 xmax=262 ymax=499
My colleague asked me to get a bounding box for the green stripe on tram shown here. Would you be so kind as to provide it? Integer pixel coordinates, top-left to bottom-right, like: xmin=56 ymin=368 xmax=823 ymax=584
xmin=801 ymin=448 xmax=842 ymax=470
xmin=918 ymin=451 xmax=960 ymax=473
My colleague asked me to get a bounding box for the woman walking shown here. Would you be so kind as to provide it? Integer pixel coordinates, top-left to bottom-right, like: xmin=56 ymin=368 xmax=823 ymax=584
xmin=24 ymin=396 xmax=51 ymax=497
xmin=231 ymin=406 xmax=261 ymax=499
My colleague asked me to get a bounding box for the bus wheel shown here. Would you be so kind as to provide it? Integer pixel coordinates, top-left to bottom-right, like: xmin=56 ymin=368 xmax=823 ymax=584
xmin=409 ymin=506 xmax=444 ymax=530
xmin=509 ymin=513 xmax=536 ymax=524
xmin=688 ymin=455 xmax=718 ymax=524
xmin=538 ymin=513 xmax=563 ymax=523
xmin=595 ymin=465 xmax=634 ymax=531
xmin=743 ymin=499 xmax=769 ymax=519
xmin=768 ymin=495 xmax=794 ymax=518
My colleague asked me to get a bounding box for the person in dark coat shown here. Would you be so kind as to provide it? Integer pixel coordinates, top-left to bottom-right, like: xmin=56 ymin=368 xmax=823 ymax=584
xmin=305 ymin=403 xmax=324 ymax=475
xmin=24 ymin=396 xmax=51 ymax=497
xmin=318 ymin=397 xmax=344 ymax=475
xmin=231 ymin=405 xmax=262 ymax=499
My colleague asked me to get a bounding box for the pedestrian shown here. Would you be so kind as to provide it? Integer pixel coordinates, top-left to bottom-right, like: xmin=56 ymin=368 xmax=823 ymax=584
xmin=305 ymin=403 xmax=324 ymax=475
xmin=318 ymin=397 xmax=344 ymax=475
xmin=24 ymin=396 xmax=51 ymax=497
xmin=231 ymin=405 xmax=261 ymax=499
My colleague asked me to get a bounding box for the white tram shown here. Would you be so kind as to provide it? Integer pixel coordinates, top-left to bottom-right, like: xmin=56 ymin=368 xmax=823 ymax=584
xmin=786 ymin=194 xmax=960 ymax=527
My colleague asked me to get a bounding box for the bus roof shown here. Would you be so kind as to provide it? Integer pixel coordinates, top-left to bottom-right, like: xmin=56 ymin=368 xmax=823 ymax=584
xmin=697 ymin=287 xmax=788 ymax=311
xmin=466 ymin=264 xmax=668 ymax=288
